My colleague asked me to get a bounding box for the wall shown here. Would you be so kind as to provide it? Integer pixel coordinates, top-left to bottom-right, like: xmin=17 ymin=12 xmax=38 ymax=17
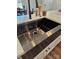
xmin=17 ymin=0 xmax=61 ymax=11
xmin=30 ymin=0 xmax=36 ymax=11
xmin=38 ymin=0 xmax=61 ymax=11
xmin=52 ymin=0 xmax=61 ymax=10
xmin=17 ymin=0 xmax=23 ymax=8
xmin=42 ymin=0 xmax=54 ymax=11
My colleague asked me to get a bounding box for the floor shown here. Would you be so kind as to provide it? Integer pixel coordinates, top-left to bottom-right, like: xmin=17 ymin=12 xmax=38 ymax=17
xmin=44 ymin=42 xmax=61 ymax=59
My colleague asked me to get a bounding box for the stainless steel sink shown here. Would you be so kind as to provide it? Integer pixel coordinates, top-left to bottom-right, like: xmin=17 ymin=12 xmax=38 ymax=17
xmin=17 ymin=17 xmax=61 ymax=53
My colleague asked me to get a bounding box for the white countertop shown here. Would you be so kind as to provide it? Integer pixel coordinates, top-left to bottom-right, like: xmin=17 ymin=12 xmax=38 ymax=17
xmin=17 ymin=39 xmax=24 ymax=57
xmin=46 ymin=10 xmax=61 ymax=23
xmin=17 ymin=10 xmax=61 ymax=24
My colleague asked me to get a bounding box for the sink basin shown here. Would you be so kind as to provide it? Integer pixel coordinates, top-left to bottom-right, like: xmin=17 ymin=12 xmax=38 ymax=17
xmin=37 ymin=18 xmax=60 ymax=32
xmin=17 ymin=17 xmax=60 ymax=53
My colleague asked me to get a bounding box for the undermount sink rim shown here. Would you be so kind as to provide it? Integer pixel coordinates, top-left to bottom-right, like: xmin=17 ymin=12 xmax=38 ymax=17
xmin=17 ymin=17 xmax=61 ymax=56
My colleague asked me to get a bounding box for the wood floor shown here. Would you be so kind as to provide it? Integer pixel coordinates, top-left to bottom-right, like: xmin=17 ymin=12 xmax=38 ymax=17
xmin=44 ymin=42 xmax=61 ymax=59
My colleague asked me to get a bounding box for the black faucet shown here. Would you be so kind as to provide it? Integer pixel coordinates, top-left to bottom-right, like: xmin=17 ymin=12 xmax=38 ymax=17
xmin=28 ymin=0 xmax=32 ymax=19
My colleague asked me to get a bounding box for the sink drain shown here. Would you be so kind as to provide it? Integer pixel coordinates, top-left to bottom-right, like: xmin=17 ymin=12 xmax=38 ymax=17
xmin=33 ymin=31 xmax=38 ymax=35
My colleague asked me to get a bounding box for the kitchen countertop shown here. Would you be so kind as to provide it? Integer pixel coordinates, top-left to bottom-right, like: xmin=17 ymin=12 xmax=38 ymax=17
xmin=17 ymin=39 xmax=24 ymax=57
xmin=17 ymin=10 xmax=61 ymax=24
xmin=46 ymin=10 xmax=61 ymax=23
xmin=17 ymin=10 xmax=61 ymax=57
